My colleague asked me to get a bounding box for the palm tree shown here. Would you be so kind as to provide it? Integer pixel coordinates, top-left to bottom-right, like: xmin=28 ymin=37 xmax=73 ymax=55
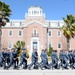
xmin=0 ymin=1 xmax=11 ymax=49
xmin=60 ymin=14 xmax=75 ymax=50
xmin=14 ymin=41 xmax=29 ymax=58
xmin=14 ymin=41 xmax=25 ymax=57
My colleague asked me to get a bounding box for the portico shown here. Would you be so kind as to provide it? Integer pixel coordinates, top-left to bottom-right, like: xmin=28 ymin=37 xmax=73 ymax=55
xmin=30 ymin=37 xmax=40 ymax=56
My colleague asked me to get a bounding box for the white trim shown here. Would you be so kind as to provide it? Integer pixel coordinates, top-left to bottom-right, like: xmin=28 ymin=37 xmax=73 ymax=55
xmin=31 ymin=37 xmax=40 ymax=56
xmin=48 ymin=30 xmax=52 ymax=37
xmin=25 ymin=21 xmax=46 ymax=27
xmin=1 ymin=42 xmax=2 ymax=49
xmin=18 ymin=30 xmax=23 ymax=37
xmin=8 ymin=30 xmax=13 ymax=37
xmin=1 ymin=30 xmax=3 ymax=37
xmin=33 ymin=29 xmax=37 ymax=36
xmin=57 ymin=42 xmax=62 ymax=49
xmin=48 ymin=42 xmax=52 ymax=49
xmin=8 ymin=42 xmax=13 ymax=49
xmin=57 ymin=30 xmax=61 ymax=37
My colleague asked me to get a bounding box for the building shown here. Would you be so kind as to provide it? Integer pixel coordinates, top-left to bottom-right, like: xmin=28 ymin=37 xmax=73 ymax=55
xmin=1 ymin=6 xmax=75 ymax=56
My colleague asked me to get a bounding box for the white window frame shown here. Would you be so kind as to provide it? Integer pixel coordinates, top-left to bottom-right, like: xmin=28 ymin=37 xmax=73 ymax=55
xmin=1 ymin=42 xmax=2 ymax=49
xmin=48 ymin=30 xmax=52 ymax=37
xmin=1 ymin=30 xmax=3 ymax=37
xmin=57 ymin=31 xmax=61 ymax=37
xmin=8 ymin=30 xmax=13 ymax=37
xmin=18 ymin=30 xmax=23 ymax=37
xmin=57 ymin=42 xmax=62 ymax=49
xmin=8 ymin=42 xmax=12 ymax=49
xmin=48 ymin=42 xmax=52 ymax=49
xmin=33 ymin=29 xmax=37 ymax=36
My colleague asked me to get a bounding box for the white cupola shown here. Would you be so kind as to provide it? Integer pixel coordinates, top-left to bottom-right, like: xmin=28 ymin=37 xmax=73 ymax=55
xmin=25 ymin=6 xmax=45 ymax=18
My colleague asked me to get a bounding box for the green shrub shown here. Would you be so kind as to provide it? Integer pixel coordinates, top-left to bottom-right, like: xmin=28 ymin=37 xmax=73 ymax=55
xmin=14 ymin=40 xmax=25 ymax=57
xmin=47 ymin=47 xmax=53 ymax=56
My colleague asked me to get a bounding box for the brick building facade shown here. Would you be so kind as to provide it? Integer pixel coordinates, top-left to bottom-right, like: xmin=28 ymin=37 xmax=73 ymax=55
xmin=1 ymin=6 xmax=75 ymax=55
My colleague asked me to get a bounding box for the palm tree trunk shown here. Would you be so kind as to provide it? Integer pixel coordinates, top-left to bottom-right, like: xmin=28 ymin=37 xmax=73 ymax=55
xmin=0 ymin=26 xmax=1 ymax=50
xmin=67 ymin=38 xmax=70 ymax=50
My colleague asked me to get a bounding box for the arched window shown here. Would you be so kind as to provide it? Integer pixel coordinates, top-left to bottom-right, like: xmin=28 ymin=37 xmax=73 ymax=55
xmin=58 ymin=42 xmax=62 ymax=48
xmin=9 ymin=30 xmax=13 ymax=36
xmin=8 ymin=42 xmax=12 ymax=49
xmin=19 ymin=31 xmax=22 ymax=36
xmin=57 ymin=31 xmax=61 ymax=37
xmin=34 ymin=30 xmax=37 ymax=36
xmin=48 ymin=31 xmax=52 ymax=36
xmin=48 ymin=42 xmax=52 ymax=48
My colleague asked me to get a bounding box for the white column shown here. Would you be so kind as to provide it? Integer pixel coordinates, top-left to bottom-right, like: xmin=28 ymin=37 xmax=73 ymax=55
xmin=37 ymin=40 xmax=40 ymax=56
xmin=30 ymin=40 xmax=32 ymax=56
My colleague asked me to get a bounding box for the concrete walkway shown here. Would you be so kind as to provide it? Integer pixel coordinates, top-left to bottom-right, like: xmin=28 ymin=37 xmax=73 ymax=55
xmin=0 ymin=70 xmax=75 ymax=75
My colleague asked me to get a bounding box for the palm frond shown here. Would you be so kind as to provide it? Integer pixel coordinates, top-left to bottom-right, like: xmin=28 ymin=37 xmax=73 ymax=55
xmin=14 ymin=41 xmax=26 ymax=57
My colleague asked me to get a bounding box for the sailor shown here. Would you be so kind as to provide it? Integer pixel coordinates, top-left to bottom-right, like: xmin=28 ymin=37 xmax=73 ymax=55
xmin=18 ymin=48 xmax=27 ymax=69
xmin=28 ymin=49 xmax=38 ymax=70
xmin=51 ymin=50 xmax=59 ymax=69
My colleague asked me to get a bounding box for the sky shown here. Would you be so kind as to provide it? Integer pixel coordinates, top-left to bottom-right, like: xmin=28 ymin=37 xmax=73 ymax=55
xmin=2 ymin=0 xmax=75 ymax=20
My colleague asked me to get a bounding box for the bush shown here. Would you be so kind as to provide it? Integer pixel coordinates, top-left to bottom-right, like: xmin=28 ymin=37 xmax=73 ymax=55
xmin=47 ymin=47 xmax=53 ymax=56
xmin=14 ymin=40 xmax=25 ymax=57
xmin=26 ymin=50 xmax=29 ymax=59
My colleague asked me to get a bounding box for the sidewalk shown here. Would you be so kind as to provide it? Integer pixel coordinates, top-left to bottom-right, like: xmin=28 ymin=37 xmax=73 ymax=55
xmin=0 ymin=70 xmax=75 ymax=75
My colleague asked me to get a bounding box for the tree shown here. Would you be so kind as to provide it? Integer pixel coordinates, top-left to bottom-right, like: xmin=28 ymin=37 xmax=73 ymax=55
xmin=60 ymin=14 xmax=75 ymax=50
xmin=47 ymin=47 xmax=53 ymax=56
xmin=14 ymin=40 xmax=25 ymax=57
xmin=0 ymin=1 xmax=11 ymax=49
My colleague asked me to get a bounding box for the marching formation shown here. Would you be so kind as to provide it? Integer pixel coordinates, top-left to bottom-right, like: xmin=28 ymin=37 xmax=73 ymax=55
xmin=0 ymin=48 xmax=75 ymax=70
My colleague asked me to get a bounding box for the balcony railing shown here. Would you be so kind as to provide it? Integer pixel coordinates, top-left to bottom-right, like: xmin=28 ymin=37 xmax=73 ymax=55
xmin=32 ymin=34 xmax=39 ymax=37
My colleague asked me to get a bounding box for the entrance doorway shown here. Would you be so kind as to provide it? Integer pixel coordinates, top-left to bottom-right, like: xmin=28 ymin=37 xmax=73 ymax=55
xmin=33 ymin=42 xmax=38 ymax=50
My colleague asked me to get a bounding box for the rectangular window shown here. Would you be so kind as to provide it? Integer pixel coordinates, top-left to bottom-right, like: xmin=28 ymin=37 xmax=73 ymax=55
xmin=8 ymin=42 xmax=12 ymax=49
xmin=18 ymin=30 xmax=23 ymax=37
xmin=58 ymin=42 xmax=62 ymax=48
xmin=1 ymin=31 xmax=2 ymax=36
xmin=57 ymin=31 xmax=61 ymax=37
xmin=48 ymin=42 xmax=52 ymax=48
xmin=9 ymin=30 xmax=12 ymax=36
xmin=19 ymin=31 xmax=22 ymax=36
xmin=34 ymin=30 xmax=37 ymax=36
xmin=0 ymin=31 xmax=2 ymax=36
xmin=48 ymin=31 xmax=52 ymax=36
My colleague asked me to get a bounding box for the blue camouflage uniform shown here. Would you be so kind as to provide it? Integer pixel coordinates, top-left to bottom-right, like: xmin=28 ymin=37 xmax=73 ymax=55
xmin=40 ymin=50 xmax=49 ymax=69
xmin=59 ymin=51 xmax=64 ymax=67
xmin=33 ymin=51 xmax=38 ymax=69
xmin=28 ymin=50 xmax=38 ymax=69
xmin=51 ymin=50 xmax=58 ymax=69
xmin=72 ymin=50 xmax=75 ymax=68
xmin=63 ymin=51 xmax=69 ymax=69
xmin=8 ymin=50 xmax=14 ymax=68
xmin=13 ymin=50 xmax=18 ymax=69
xmin=18 ymin=49 xmax=27 ymax=69
xmin=6 ymin=51 xmax=10 ymax=66
xmin=68 ymin=51 xmax=73 ymax=67
xmin=0 ymin=51 xmax=3 ymax=67
xmin=40 ymin=51 xmax=44 ymax=65
xmin=2 ymin=50 xmax=7 ymax=69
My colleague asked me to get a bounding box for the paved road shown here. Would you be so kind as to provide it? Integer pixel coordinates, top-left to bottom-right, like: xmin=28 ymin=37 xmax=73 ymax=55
xmin=0 ymin=60 xmax=75 ymax=75
xmin=0 ymin=70 xmax=75 ymax=75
